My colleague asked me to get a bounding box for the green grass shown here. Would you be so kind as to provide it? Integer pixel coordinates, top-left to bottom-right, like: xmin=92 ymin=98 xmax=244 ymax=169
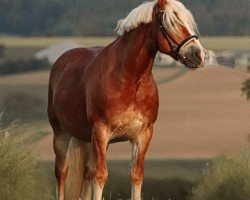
xmin=0 ymin=117 xmax=209 ymax=200
xmin=192 ymin=150 xmax=250 ymax=200
xmin=37 ymin=159 xmax=209 ymax=200
xmin=23 ymin=121 xmax=50 ymax=143
xmin=0 ymin=121 xmax=54 ymax=200
xmin=200 ymin=36 xmax=250 ymax=51
xmin=3 ymin=47 xmax=42 ymax=60
xmin=0 ymin=84 xmax=47 ymax=105
xmin=0 ymin=36 xmax=249 ymax=53
xmin=0 ymin=36 xmax=114 ymax=48
xmin=0 ymin=84 xmax=48 ymax=127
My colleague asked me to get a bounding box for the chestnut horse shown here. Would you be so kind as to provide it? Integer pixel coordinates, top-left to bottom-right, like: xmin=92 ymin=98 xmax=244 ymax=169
xmin=48 ymin=0 xmax=205 ymax=199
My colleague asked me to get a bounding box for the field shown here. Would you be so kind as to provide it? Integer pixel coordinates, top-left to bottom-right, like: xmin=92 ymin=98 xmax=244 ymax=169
xmin=0 ymin=36 xmax=249 ymax=199
xmin=0 ymin=36 xmax=249 ymax=159
xmin=1 ymin=66 xmax=249 ymax=160
xmin=1 ymin=36 xmax=250 ymax=50
xmin=35 ymin=159 xmax=209 ymax=200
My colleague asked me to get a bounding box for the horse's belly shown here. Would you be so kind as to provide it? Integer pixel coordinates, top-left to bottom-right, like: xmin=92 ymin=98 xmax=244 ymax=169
xmin=57 ymin=112 xmax=92 ymax=141
xmin=53 ymin=94 xmax=92 ymax=141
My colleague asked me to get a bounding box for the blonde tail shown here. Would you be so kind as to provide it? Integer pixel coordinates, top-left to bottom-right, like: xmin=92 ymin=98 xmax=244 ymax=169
xmin=65 ymin=137 xmax=89 ymax=200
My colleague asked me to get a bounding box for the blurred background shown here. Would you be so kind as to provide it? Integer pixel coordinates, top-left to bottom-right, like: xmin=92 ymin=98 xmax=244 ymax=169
xmin=0 ymin=0 xmax=249 ymax=199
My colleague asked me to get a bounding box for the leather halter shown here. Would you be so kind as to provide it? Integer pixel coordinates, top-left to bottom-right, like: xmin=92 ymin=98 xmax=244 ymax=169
xmin=156 ymin=7 xmax=199 ymax=66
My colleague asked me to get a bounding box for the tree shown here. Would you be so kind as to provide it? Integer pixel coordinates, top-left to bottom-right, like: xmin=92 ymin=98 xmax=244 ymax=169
xmin=242 ymin=65 xmax=250 ymax=100
xmin=0 ymin=0 xmax=249 ymax=36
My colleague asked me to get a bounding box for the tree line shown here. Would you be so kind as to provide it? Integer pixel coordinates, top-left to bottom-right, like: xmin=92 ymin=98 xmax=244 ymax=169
xmin=0 ymin=0 xmax=249 ymax=36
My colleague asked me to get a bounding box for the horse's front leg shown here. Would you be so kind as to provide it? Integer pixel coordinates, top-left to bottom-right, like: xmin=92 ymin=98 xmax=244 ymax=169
xmin=90 ymin=122 xmax=109 ymax=200
xmin=131 ymin=125 xmax=153 ymax=200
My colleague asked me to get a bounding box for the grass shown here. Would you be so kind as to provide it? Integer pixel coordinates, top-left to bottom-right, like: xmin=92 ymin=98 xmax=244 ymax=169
xmin=4 ymin=47 xmax=42 ymax=60
xmin=37 ymin=159 xmax=209 ymax=200
xmin=192 ymin=150 xmax=250 ymax=200
xmin=2 ymin=118 xmax=209 ymax=200
xmin=0 ymin=35 xmax=248 ymax=199
xmin=0 ymin=117 xmax=210 ymax=200
xmin=0 ymin=120 xmax=53 ymax=200
xmin=108 ymin=159 xmax=209 ymax=181
xmin=24 ymin=121 xmax=50 ymax=143
xmin=200 ymin=36 xmax=250 ymax=51
xmin=0 ymin=36 xmax=249 ymax=51
xmin=0 ymin=84 xmax=47 ymax=104
xmin=0 ymin=36 xmax=114 ymax=48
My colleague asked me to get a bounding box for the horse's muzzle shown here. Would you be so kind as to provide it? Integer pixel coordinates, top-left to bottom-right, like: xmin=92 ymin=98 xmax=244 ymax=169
xmin=179 ymin=45 xmax=206 ymax=69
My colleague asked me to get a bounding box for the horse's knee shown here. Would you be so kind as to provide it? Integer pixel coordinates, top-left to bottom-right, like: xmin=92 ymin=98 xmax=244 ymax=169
xmin=55 ymin=156 xmax=68 ymax=182
xmin=131 ymin=167 xmax=144 ymax=185
xmin=54 ymin=133 xmax=70 ymax=149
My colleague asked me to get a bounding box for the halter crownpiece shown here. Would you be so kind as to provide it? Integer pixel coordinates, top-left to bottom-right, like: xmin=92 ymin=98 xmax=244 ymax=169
xmin=156 ymin=6 xmax=199 ymax=67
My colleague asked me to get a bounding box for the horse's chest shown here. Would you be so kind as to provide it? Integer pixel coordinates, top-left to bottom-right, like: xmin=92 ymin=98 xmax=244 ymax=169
xmin=109 ymin=109 xmax=147 ymax=141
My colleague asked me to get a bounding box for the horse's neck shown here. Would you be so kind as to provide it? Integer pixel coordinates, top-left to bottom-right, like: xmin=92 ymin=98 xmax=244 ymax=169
xmin=113 ymin=23 xmax=157 ymax=82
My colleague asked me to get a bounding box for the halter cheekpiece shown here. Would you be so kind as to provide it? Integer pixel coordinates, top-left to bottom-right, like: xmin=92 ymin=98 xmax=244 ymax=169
xmin=156 ymin=6 xmax=199 ymax=66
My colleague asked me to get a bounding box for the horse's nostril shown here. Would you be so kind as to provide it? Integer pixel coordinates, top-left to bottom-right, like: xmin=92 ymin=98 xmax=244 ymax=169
xmin=195 ymin=52 xmax=200 ymax=60
xmin=194 ymin=48 xmax=201 ymax=59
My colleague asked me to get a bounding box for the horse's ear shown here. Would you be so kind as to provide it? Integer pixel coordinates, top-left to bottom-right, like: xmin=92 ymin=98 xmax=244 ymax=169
xmin=157 ymin=0 xmax=168 ymax=10
xmin=158 ymin=0 xmax=180 ymax=9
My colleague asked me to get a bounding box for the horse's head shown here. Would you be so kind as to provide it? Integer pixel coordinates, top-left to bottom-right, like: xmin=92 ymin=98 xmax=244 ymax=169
xmin=156 ymin=0 xmax=205 ymax=68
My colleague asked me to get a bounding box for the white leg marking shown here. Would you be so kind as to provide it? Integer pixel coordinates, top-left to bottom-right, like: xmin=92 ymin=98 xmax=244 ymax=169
xmin=93 ymin=179 xmax=103 ymax=200
xmin=82 ymin=181 xmax=92 ymax=200
xmin=82 ymin=146 xmax=94 ymax=200
xmin=56 ymin=186 xmax=58 ymax=200
xmin=131 ymin=142 xmax=142 ymax=200
xmin=131 ymin=182 xmax=142 ymax=200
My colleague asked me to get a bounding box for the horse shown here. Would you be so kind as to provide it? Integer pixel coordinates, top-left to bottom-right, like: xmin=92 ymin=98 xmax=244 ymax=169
xmin=47 ymin=0 xmax=205 ymax=199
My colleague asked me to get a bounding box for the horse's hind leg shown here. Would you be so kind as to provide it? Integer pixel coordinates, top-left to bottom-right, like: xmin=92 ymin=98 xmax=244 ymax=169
xmin=81 ymin=148 xmax=93 ymax=200
xmin=81 ymin=122 xmax=109 ymax=200
xmin=53 ymin=130 xmax=71 ymax=200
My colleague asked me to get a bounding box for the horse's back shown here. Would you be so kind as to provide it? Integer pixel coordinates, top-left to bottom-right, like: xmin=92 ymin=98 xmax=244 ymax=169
xmin=48 ymin=47 xmax=103 ymax=139
xmin=49 ymin=47 xmax=102 ymax=87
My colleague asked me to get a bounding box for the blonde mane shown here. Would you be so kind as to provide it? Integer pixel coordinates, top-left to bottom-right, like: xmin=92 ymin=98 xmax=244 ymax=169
xmin=116 ymin=0 xmax=198 ymax=36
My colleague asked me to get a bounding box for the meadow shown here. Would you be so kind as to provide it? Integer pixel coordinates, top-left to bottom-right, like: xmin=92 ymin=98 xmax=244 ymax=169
xmin=1 ymin=36 xmax=250 ymax=49
xmin=36 ymin=159 xmax=209 ymax=200
xmin=0 ymin=36 xmax=249 ymax=199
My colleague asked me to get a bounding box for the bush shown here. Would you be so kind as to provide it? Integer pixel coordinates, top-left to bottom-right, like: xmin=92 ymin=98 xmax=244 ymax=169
xmin=192 ymin=150 xmax=250 ymax=200
xmin=0 ymin=58 xmax=50 ymax=75
xmin=0 ymin=121 xmax=35 ymax=200
xmin=0 ymin=45 xmax=5 ymax=58
xmin=0 ymin=120 xmax=54 ymax=200
xmin=1 ymin=93 xmax=46 ymax=127
xmin=242 ymin=65 xmax=250 ymax=100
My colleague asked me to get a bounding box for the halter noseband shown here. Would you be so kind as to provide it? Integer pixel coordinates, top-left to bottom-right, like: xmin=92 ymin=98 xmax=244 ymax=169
xmin=156 ymin=7 xmax=199 ymax=66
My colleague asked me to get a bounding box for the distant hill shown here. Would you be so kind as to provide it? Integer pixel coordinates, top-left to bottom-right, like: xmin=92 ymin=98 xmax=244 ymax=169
xmin=1 ymin=0 xmax=249 ymax=36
